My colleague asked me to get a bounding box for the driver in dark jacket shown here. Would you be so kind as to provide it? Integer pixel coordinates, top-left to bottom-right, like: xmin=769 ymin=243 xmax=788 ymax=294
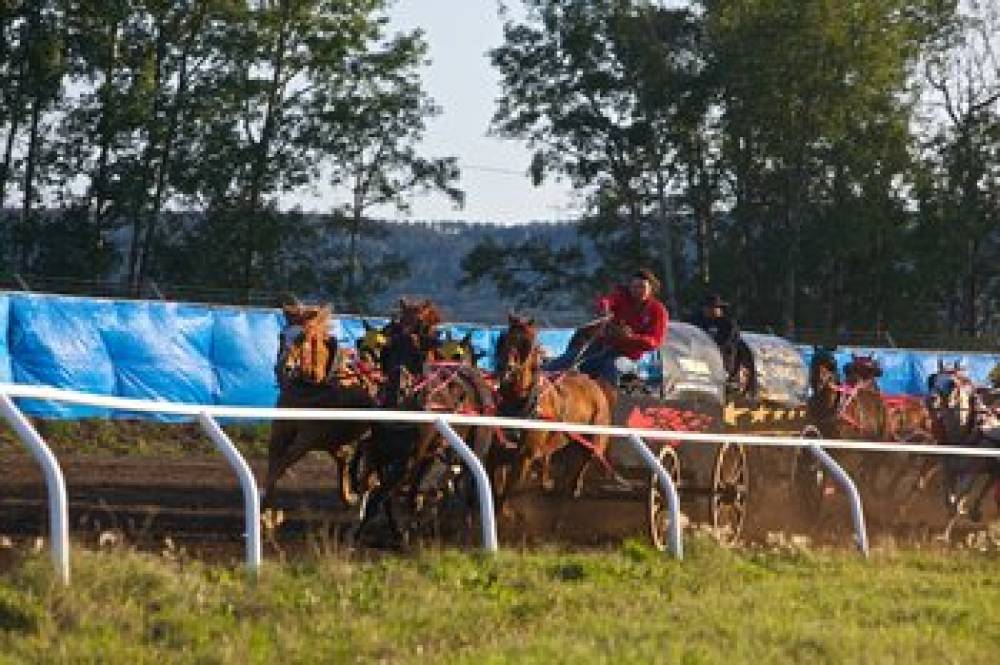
xmin=690 ymin=294 xmax=740 ymax=379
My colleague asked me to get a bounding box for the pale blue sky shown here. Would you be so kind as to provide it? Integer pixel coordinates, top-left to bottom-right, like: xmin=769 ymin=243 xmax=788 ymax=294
xmin=292 ymin=0 xmax=578 ymax=224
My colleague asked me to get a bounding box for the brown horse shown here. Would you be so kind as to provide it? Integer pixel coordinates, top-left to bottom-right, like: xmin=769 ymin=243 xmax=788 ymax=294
xmin=263 ymin=304 xmax=376 ymax=509
xmin=492 ymin=314 xmax=616 ymax=511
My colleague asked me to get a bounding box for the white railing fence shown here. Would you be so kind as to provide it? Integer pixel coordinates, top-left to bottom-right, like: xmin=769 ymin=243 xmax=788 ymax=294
xmin=3 ymin=383 xmax=999 ymax=585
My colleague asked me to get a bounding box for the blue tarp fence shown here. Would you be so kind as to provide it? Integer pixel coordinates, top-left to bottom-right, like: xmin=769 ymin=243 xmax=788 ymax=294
xmin=1 ymin=292 xmax=998 ymax=419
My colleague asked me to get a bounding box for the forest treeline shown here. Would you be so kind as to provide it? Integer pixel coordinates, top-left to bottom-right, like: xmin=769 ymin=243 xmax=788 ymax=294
xmin=0 ymin=1 xmax=997 ymax=343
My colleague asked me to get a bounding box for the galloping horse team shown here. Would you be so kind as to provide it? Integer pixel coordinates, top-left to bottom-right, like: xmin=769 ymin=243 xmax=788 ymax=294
xmin=806 ymin=347 xmax=1000 ymax=534
xmin=266 ymin=290 xmax=1000 ymax=545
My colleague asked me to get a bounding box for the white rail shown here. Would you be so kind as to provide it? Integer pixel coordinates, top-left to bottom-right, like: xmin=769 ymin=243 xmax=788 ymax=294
xmin=4 ymin=382 xmax=999 ymax=583
xmin=197 ymin=413 xmax=263 ymax=572
xmin=802 ymin=426 xmax=869 ymax=556
xmin=628 ymin=434 xmax=682 ymax=559
xmin=434 ymin=419 xmax=499 ymax=552
xmin=3 ymin=382 xmax=998 ymax=458
xmin=0 ymin=394 xmax=70 ymax=585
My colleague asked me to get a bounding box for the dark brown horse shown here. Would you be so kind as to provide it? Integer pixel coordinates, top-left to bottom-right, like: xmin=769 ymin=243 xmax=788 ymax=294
xmin=492 ymin=314 xmax=616 ymax=511
xmin=807 ymin=350 xmax=890 ymax=441
xmin=263 ymin=304 xmax=376 ymax=509
xmin=356 ymin=299 xmax=492 ymax=545
xmin=925 ymin=366 xmax=1000 ymax=535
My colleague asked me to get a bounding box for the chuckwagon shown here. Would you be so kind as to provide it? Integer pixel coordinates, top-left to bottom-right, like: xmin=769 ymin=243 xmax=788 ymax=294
xmin=599 ymin=323 xmax=810 ymax=549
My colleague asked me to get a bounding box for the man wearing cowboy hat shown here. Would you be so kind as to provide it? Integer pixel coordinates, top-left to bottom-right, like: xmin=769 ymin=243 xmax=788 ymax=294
xmin=546 ymin=268 xmax=669 ymax=386
xmin=691 ymin=293 xmax=740 ymax=379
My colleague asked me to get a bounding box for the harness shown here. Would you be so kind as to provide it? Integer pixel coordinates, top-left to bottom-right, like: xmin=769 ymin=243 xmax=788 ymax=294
xmin=494 ymin=348 xmax=615 ymax=474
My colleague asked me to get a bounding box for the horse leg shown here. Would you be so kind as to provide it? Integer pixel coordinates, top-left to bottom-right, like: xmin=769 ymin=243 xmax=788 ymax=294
xmin=963 ymin=464 xmax=998 ymax=523
xmin=262 ymin=422 xmax=307 ymax=510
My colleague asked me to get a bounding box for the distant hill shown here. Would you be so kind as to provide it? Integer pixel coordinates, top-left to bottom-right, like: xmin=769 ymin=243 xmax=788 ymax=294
xmin=334 ymin=219 xmax=592 ymax=325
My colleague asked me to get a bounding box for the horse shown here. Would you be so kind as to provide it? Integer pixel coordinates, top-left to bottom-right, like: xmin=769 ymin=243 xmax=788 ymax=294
xmin=806 ymin=350 xmax=890 ymax=441
xmin=925 ymin=364 xmax=1000 ymax=536
xmin=263 ymin=304 xmax=377 ymax=510
xmin=356 ymin=298 xmax=492 ymax=545
xmin=798 ymin=348 xmax=933 ymax=518
xmin=491 ymin=314 xmax=618 ymax=515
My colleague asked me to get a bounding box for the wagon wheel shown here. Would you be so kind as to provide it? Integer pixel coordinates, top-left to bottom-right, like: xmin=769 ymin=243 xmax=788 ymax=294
xmin=647 ymin=444 xmax=681 ymax=552
xmin=711 ymin=441 xmax=749 ymax=545
xmin=791 ymin=425 xmax=825 ymax=520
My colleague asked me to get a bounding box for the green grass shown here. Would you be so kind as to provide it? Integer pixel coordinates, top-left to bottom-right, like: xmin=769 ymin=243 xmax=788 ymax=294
xmin=1 ymin=538 xmax=998 ymax=664
xmin=0 ymin=419 xmax=271 ymax=459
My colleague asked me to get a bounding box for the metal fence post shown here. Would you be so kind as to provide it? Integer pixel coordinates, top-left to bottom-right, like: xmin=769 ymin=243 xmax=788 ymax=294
xmin=197 ymin=413 xmax=262 ymax=573
xmin=434 ymin=418 xmax=498 ymax=552
xmin=0 ymin=394 xmax=70 ymax=585
xmin=628 ymin=434 xmax=683 ymax=559
xmin=807 ymin=443 xmax=869 ymax=557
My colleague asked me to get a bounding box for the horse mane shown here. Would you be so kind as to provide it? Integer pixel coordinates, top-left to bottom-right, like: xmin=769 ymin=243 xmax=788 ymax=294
xmin=280 ymin=304 xmax=333 ymax=385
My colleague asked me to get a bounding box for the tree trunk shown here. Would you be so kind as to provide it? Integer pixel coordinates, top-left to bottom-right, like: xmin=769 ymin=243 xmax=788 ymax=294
xmin=0 ymin=112 xmax=18 ymax=210
xmin=965 ymin=237 xmax=978 ymax=336
xmin=17 ymin=95 xmax=41 ymax=271
xmin=243 ymin=0 xmax=290 ymax=292
xmin=655 ymin=169 xmax=679 ymax=314
xmin=97 ymin=22 xmax=119 ymax=279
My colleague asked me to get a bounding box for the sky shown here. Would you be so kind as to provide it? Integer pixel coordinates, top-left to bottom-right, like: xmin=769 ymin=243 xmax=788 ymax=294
xmin=291 ymin=0 xmax=578 ymax=224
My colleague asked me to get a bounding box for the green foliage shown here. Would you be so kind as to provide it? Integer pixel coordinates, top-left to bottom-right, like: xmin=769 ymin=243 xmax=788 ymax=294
xmin=472 ymin=0 xmax=1000 ymax=340
xmin=459 ymin=236 xmax=588 ymax=310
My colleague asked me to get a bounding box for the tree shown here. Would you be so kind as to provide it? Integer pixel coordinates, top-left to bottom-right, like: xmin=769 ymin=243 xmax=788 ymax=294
xmin=914 ymin=1 xmax=1000 ymax=335
xmin=705 ymin=0 xmax=948 ymax=333
xmin=314 ymin=26 xmax=462 ymax=310
xmin=482 ymin=1 xmax=721 ymax=312
xmin=176 ymin=0 xmax=391 ymax=293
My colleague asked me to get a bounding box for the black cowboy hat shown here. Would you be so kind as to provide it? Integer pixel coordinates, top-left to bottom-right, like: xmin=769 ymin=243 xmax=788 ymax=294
xmin=701 ymin=293 xmax=729 ymax=308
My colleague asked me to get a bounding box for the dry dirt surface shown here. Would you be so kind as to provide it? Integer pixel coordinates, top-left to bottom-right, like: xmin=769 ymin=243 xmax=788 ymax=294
xmin=2 ymin=447 xmax=998 ymax=557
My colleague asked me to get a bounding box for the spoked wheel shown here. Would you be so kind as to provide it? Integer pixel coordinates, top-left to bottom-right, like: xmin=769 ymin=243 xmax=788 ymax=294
xmin=711 ymin=442 xmax=749 ymax=545
xmin=647 ymin=444 xmax=681 ymax=552
xmin=791 ymin=425 xmax=826 ymax=520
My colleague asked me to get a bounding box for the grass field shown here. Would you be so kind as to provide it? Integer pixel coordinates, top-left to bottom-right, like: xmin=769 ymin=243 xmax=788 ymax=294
xmin=1 ymin=537 xmax=998 ymax=664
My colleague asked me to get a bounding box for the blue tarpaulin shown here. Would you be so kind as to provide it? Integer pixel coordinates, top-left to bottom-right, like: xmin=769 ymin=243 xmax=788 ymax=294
xmin=1 ymin=292 xmax=998 ymax=419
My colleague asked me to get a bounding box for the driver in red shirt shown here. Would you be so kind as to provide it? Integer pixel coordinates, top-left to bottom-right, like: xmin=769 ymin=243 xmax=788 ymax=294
xmin=546 ymin=268 xmax=669 ymax=385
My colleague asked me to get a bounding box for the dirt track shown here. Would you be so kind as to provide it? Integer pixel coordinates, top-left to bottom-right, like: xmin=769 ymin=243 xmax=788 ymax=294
xmin=2 ymin=448 xmax=997 ymax=557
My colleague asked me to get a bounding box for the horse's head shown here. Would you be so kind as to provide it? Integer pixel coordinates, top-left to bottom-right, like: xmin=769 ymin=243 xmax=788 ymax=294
xmin=809 ymin=346 xmax=839 ymax=390
xmin=396 ymin=297 xmax=442 ymax=337
xmin=927 ymin=360 xmax=975 ymax=443
xmin=845 ymin=353 xmax=881 ymax=387
xmin=989 ymin=362 xmax=1000 ymax=390
xmin=277 ymin=304 xmax=335 ymax=386
xmin=496 ymin=314 xmax=540 ymax=398
xmin=378 ymin=299 xmax=444 ymax=405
